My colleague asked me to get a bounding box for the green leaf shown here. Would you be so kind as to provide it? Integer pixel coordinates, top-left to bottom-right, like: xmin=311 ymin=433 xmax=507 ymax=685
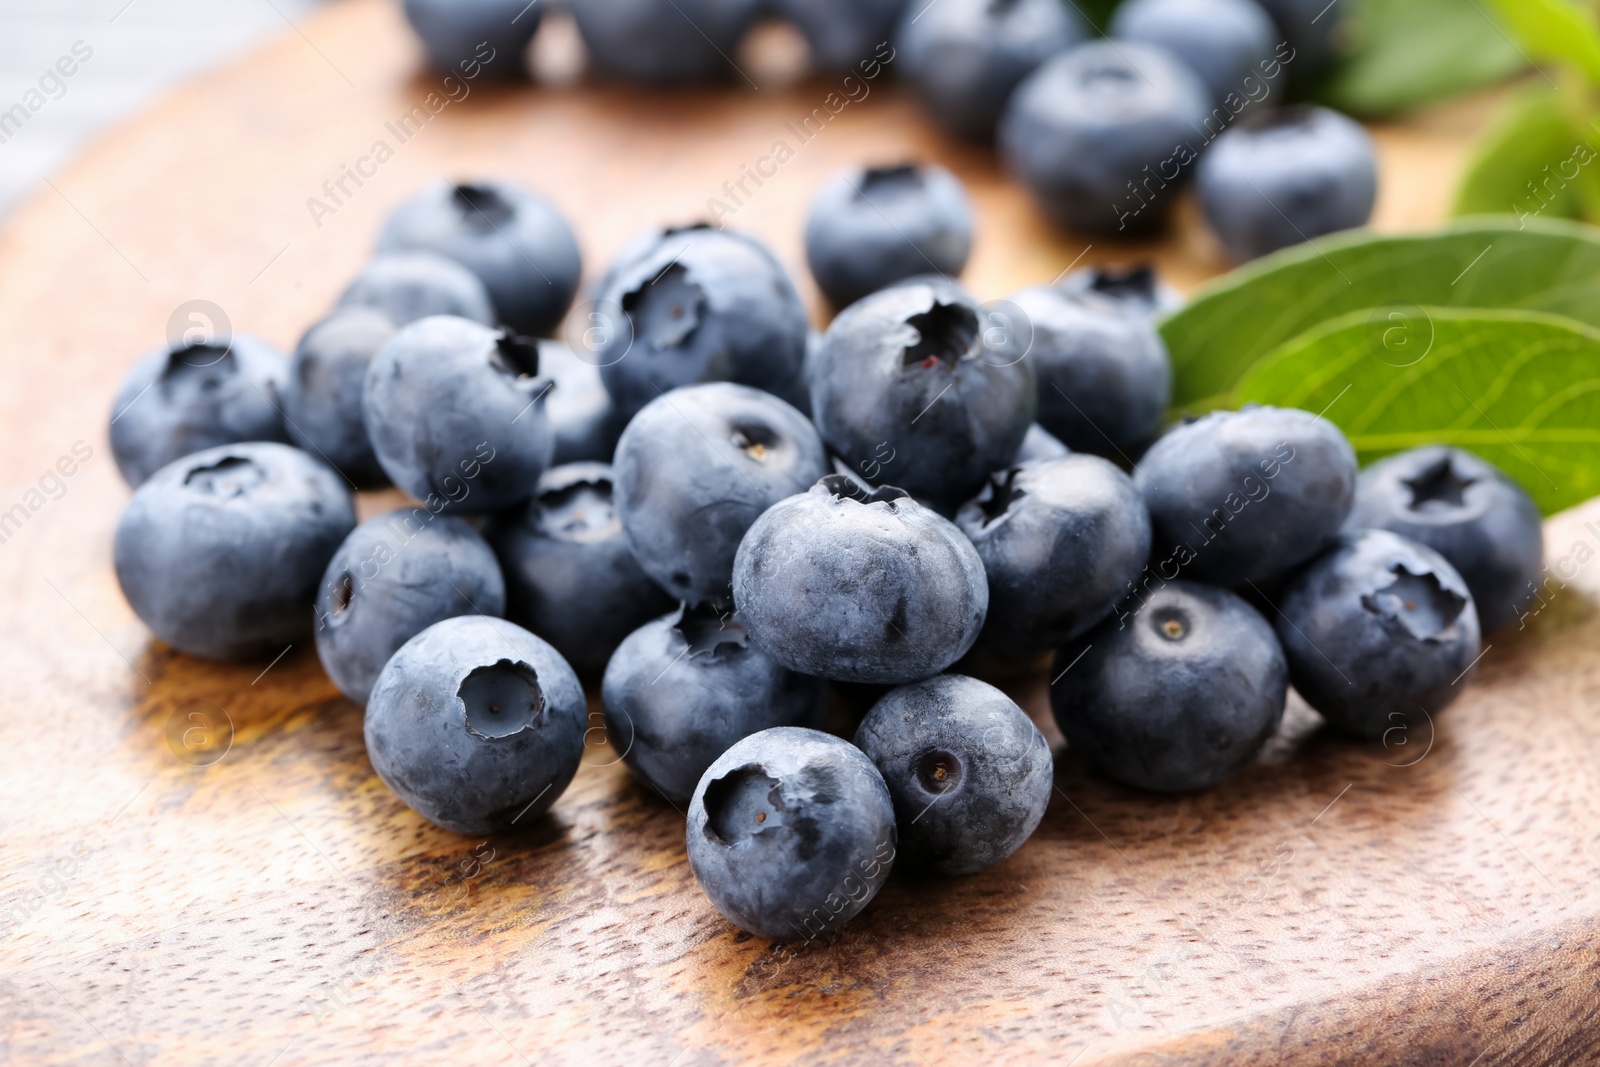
xmin=1485 ymin=0 xmax=1600 ymax=82
xmin=1232 ymin=307 xmax=1600 ymax=514
xmin=1159 ymin=217 xmax=1600 ymax=409
xmin=1321 ymin=0 xmax=1528 ymax=116
xmin=1452 ymin=84 xmax=1600 ymax=221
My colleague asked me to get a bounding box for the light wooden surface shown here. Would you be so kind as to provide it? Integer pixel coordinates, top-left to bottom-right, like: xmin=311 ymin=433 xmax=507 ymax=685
xmin=1 ymin=3 xmax=1596 ymax=1064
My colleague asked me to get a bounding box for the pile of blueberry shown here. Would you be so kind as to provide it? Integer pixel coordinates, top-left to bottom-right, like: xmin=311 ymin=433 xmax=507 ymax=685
xmin=402 ymin=0 xmax=1375 ymax=260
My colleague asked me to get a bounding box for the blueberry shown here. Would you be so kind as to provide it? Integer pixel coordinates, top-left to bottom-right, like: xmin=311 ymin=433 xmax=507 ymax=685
xmin=402 ymin=0 xmax=542 ymax=79
xmin=377 ymin=181 xmax=582 ymax=337
xmin=686 ymin=727 xmax=896 ymax=939
xmin=114 ymin=442 xmax=356 ymax=661
xmin=1009 ymin=284 xmax=1172 ymax=458
xmin=602 ymin=604 xmax=826 ymax=806
xmin=109 ymin=336 xmax=290 ymax=488
xmin=614 ymin=383 xmax=827 ymax=606
xmin=337 ymin=252 xmax=496 ymax=327
xmin=538 ymin=340 xmax=626 ymax=464
xmin=1345 ymin=447 xmax=1542 ymax=634
xmin=733 ymin=476 xmax=988 ymax=683
xmin=1253 ymin=0 xmax=1338 ymax=89
xmin=854 ymin=674 xmax=1052 ymax=875
xmin=315 ymin=512 xmax=506 ymax=705
xmin=363 ymin=316 xmax=554 ymax=513
xmin=365 ymin=615 xmax=587 ymax=834
xmin=282 ymin=308 xmax=395 ymax=489
xmin=595 ymin=224 xmax=809 ymax=417
xmin=775 ymin=0 xmax=905 ymax=69
xmin=1197 ymin=105 xmax=1377 ymax=262
xmin=1057 ymin=263 xmax=1185 ymax=321
xmin=486 ymin=462 xmax=676 ymax=675
xmin=957 ymin=455 xmax=1152 ymax=652
xmin=809 ymin=279 xmax=1036 ymax=512
xmin=1110 ymin=0 xmax=1276 ymax=106
xmin=1134 ymin=405 xmax=1357 ymax=588
xmin=1000 ymin=41 xmax=1211 ymax=235
xmin=896 ymin=0 xmax=1088 ymax=143
xmin=1052 ymin=580 xmax=1287 ymax=791
xmin=804 ymin=162 xmax=974 ymax=310
xmin=1275 ymin=530 xmax=1482 ymax=739
xmin=570 ymin=0 xmax=759 ymax=84
xmin=1014 ymin=422 xmax=1070 ymax=463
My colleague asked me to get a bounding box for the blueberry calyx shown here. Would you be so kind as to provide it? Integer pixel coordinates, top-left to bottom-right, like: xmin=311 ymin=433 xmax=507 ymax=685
xmin=183 ymin=454 xmax=265 ymax=497
xmin=492 ymin=332 xmax=542 ymax=379
xmin=1154 ymin=610 xmax=1189 ymax=641
xmin=163 ymin=342 xmax=234 ymax=377
xmin=459 ymin=658 xmax=546 ymax=740
xmin=673 ymin=602 xmax=750 ymax=660
xmin=1361 ymin=565 xmax=1468 ymax=641
xmin=819 ymin=473 xmax=909 ymax=506
xmin=1075 ymin=264 xmax=1159 ymax=303
xmin=914 ymin=749 xmax=963 ymax=794
xmin=975 ymin=467 xmax=1025 ymax=526
xmin=451 ymin=183 xmax=514 ymax=228
xmin=729 ymin=422 xmax=776 ymax=463
xmin=701 ymin=764 xmax=785 ymax=845
xmin=537 ymin=472 xmax=619 ymax=543
xmin=623 ymin=262 xmax=704 ymax=349
xmin=902 ymin=300 xmax=980 ymax=370
xmin=1403 ymin=456 xmax=1476 ymax=511
xmin=858 ymin=163 xmax=922 ymax=198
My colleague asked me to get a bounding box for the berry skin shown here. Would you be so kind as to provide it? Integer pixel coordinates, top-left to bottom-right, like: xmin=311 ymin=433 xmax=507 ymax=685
xmin=114 ymin=442 xmax=356 ymax=661
xmin=1110 ymin=0 xmax=1276 ymax=106
xmin=486 ymin=462 xmax=675 ymax=676
xmin=315 ymin=511 xmax=506 ymax=705
xmin=1001 ymin=40 xmax=1211 ymax=235
xmin=804 ymin=162 xmax=974 ymax=310
xmin=1052 ymin=580 xmax=1288 ymax=791
xmin=809 ymin=279 xmax=1036 ymax=513
xmin=377 ymin=180 xmax=582 ymax=337
xmin=1014 ymin=423 xmax=1070 ymax=463
xmin=1197 ymin=105 xmax=1377 ymax=262
xmin=538 ymin=340 xmax=625 ymax=465
xmin=283 ymin=308 xmax=395 ymax=489
xmin=363 ymin=316 xmax=554 ymax=514
xmin=896 ymin=0 xmax=1088 ymax=143
xmin=595 ymin=224 xmax=809 ymax=417
xmin=776 ymin=0 xmax=905 ymax=70
xmin=1345 ymin=446 xmax=1543 ymax=634
xmin=1056 ymin=263 xmax=1185 ymax=321
xmin=109 ymin=336 xmax=290 ymax=488
xmin=401 ymin=0 xmax=542 ymax=79
xmin=1134 ymin=405 xmax=1357 ymax=589
xmin=602 ymin=604 xmax=826 ymax=807
xmin=854 ymin=674 xmax=1053 ymax=875
xmin=614 ymin=383 xmax=827 ymax=606
xmin=1009 ymin=284 xmax=1172 ymax=458
xmin=365 ymin=616 xmax=587 ymax=835
xmin=1275 ymin=530 xmax=1482 ymax=739
xmin=570 ymin=0 xmax=760 ymax=85
xmin=1253 ymin=0 xmax=1340 ymax=88
xmin=336 ymin=252 xmax=495 ymax=327
xmin=733 ymin=476 xmax=988 ymax=684
xmin=957 ymin=455 xmax=1152 ymax=652
xmin=686 ymin=727 xmax=896 ymax=940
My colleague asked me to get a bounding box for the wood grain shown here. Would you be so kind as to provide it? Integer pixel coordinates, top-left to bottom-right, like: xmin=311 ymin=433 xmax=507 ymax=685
xmin=0 ymin=3 xmax=1595 ymax=1064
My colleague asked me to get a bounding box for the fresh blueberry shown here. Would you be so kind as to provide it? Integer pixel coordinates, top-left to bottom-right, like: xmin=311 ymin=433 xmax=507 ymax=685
xmin=109 ymin=336 xmax=290 ymax=488
xmin=614 ymin=383 xmax=827 ymax=606
xmin=1275 ymin=530 xmax=1482 ymax=739
xmin=776 ymin=0 xmax=905 ymax=69
xmin=1253 ymin=0 xmax=1338 ymax=89
xmin=957 ymin=455 xmax=1152 ymax=652
xmin=1014 ymin=422 xmax=1070 ymax=463
xmin=402 ymin=0 xmax=542 ymax=79
xmin=896 ymin=0 xmax=1088 ymax=143
xmin=809 ymin=279 xmax=1036 ymax=512
xmin=315 ymin=511 xmax=506 ymax=705
xmin=1197 ymin=105 xmax=1377 ymax=262
xmin=1345 ymin=447 xmax=1542 ymax=634
xmin=283 ymin=308 xmax=395 ymax=489
xmin=1134 ymin=405 xmax=1357 ymax=588
xmin=602 ymin=603 xmax=826 ymax=806
xmin=1111 ymin=0 xmax=1276 ymax=106
xmin=376 ymin=181 xmax=582 ymax=337
xmin=733 ymin=476 xmax=988 ymax=683
xmin=594 ymin=224 xmax=809 ymax=417
xmin=114 ymin=442 xmax=356 ymax=661
xmin=337 ymin=252 xmax=496 ymax=327
xmin=486 ymin=462 xmax=676 ymax=675
xmin=804 ymin=163 xmax=974 ymax=310
xmin=538 ymin=340 xmax=626 ymax=464
xmin=363 ymin=316 xmax=554 ymax=514
xmin=570 ymin=0 xmax=759 ymax=84
xmin=1009 ymin=284 xmax=1172 ymax=458
xmin=365 ymin=615 xmax=587 ymax=834
xmin=1001 ymin=40 xmax=1211 ymax=235
xmin=686 ymin=726 xmax=896 ymax=940
xmin=1052 ymin=580 xmax=1287 ymax=791
xmin=1057 ymin=263 xmax=1185 ymax=320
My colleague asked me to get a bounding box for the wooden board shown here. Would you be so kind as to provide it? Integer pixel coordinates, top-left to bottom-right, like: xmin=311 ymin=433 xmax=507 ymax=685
xmin=1 ymin=3 xmax=1597 ymax=1063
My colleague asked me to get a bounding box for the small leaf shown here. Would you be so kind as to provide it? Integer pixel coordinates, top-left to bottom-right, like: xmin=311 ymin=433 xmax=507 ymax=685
xmin=1232 ymin=307 xmax=1600 ymax=514
xmin=1160 ymin=217 xmax=1600 ymax=409
xmin=1485 ymin=0 xmax=1600 ymax=83
xmin=1452 ymin=84 xmax=1600 ymax=220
